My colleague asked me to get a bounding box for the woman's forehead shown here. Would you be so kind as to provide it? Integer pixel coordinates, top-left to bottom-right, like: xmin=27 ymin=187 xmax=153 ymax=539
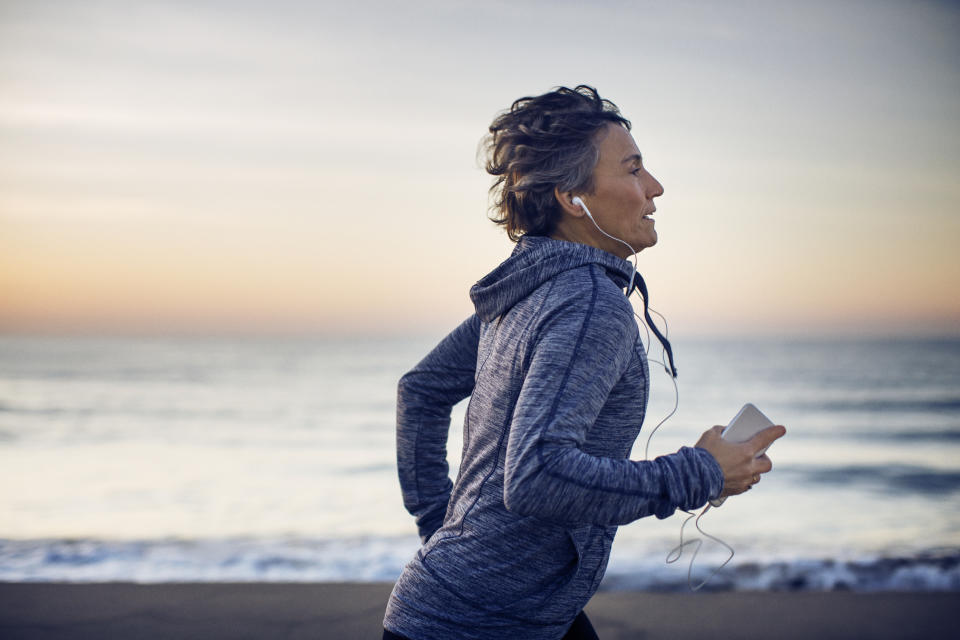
xmin=597 ymin=125 xmax=641 ymax=166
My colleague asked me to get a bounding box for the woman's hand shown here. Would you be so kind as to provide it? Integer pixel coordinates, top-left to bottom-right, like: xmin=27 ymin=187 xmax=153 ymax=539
xmin=695 ymin=424 xmax=786 ymax=498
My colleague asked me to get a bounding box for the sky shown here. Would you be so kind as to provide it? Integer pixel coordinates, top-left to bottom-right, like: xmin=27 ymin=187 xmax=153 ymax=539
xmin=1 ymin=0 xmax=958 ymax=337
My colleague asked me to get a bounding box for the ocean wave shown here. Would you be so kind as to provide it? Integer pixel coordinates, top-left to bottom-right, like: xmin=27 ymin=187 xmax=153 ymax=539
xmin=0 ymin=538 xmax=419 ymax=584
xmin=880 ymin=429 xmax=960 ymax=442
xmin=783 ymin=464 xmax=960 ymax=495
xmin=602 ymin=550 xmax=960 ymax=592
xmin=799 ymin=398 xmax=960 ymax=414
xmin=792 ymin=428 xmax=960 ymax=443
xmin=1 ymin=538 xmax=957 ymax=592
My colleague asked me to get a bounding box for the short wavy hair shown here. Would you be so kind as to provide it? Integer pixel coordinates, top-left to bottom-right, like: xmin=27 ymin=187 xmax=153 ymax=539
xmin=482 ymin=85 xmax=631 ymax=241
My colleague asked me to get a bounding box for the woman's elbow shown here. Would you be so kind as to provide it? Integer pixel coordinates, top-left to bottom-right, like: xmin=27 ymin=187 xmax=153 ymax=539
xmin=397 ymin=371 xmax=453 ymax=418
xmin=502 ymin=471 xmax=537 ymax=517
xmin=397 ymin=371 xmax=417 ymax=402
xmin=502 ymin=491 xmax=525 ymax=518
xmin=397 ymin=372 xmax=431 ymax=417
xmin=503 ymin=467 xmax=561 ymax=519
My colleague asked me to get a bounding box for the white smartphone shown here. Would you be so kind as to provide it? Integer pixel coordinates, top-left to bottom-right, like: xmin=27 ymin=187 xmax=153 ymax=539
xmin=709 ymin=403 xmax=776 ymax=508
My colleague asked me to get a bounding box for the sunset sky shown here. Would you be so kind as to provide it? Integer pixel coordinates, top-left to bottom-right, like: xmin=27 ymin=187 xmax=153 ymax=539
xmin=1 ymin=0 xmax=958 ymax=336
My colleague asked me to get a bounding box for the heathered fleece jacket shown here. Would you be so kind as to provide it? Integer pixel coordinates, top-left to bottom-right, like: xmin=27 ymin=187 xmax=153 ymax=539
xmin=384 ymin=235 xmax=724 ymax=640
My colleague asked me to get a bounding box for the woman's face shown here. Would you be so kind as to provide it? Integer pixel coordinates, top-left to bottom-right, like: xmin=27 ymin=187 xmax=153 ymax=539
xmin=580 ymin=124 xmax=664 ymax=257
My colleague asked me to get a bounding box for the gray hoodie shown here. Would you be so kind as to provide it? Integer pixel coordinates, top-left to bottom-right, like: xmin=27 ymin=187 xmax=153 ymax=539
xmin=384 ymin=235 xmax=723 ymax=639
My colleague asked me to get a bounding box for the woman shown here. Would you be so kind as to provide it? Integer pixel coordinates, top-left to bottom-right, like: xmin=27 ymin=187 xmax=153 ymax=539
xmin=382 ymin=86 xmax=785 ymax=640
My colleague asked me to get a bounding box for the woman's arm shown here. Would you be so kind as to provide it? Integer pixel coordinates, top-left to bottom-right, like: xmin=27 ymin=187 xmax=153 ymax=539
xmin=396 ymin=314 xmax=480 ymax=542
xmin=503 ymin=286 xmax=723 ymax=526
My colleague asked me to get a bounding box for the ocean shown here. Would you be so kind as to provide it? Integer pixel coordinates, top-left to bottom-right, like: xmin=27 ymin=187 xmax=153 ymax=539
xmin=1 ymin=332 xmax=958 ymax=591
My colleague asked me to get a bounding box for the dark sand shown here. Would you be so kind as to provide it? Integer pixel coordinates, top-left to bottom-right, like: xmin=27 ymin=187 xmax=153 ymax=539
xmin=0 ymin=583 xmax=956 ymax=639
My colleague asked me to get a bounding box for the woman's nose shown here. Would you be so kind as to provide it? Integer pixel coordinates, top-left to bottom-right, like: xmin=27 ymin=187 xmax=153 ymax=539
xmin=647 ymin=173 xmax=664 ymax=198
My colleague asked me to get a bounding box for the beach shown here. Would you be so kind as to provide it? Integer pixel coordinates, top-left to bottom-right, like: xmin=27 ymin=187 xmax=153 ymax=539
xmin=0 ymin=582 xmax=956 ymax=639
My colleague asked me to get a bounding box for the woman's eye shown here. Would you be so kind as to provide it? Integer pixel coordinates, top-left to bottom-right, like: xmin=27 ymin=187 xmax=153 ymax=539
xmin=630 ymin=168 xmax=642 ymax=176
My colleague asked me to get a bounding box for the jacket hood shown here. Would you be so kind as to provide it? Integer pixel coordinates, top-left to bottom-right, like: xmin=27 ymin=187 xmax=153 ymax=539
xmin=469 ymin=235 xmax=635 ymax=322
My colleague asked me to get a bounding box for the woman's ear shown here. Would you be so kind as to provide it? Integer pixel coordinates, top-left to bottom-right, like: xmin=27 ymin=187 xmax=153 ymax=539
xmin=554 ymin=187 xmax=586 ymax=218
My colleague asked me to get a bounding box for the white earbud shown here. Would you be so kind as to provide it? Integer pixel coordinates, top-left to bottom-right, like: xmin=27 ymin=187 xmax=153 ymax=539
xmin=571 ymin=196 xmax=592 ymax=219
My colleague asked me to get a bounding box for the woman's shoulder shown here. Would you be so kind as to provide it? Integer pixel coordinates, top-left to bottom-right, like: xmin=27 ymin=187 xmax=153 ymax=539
xmin=549 ymin=261 xmax=635 ymax=307
xmin=534 ymin=263 xmax=638 ymax=337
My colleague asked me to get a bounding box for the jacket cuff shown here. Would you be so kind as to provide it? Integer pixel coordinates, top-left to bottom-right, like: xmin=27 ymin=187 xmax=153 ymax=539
xmin=416 ymin=502 xmax=448 ymax=543
xmin=689 ymin=445 xmax=725 ymax=501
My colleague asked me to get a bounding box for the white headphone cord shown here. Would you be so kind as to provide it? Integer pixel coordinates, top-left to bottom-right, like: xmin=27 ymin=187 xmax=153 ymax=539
xmin=638 ymin=339 xmax=679 ymax=461
xmin=633 ymin=301 xmax=677 ymax=460
xmin=576 ymin=195 xmax=732 ymax=590
xmin=637 ymin=292 xmax=735 ymax=591
xmin=666 ymin=504 xmax=735 ymax=591
xmin=572 ymin=196 xmax=640 ymax=296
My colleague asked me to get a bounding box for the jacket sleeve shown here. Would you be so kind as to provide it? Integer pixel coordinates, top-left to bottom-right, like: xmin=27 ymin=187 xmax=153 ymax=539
xmin=396 ymin=314 xmax=480 ymax=542
xmin=503 ymin=283 xmax=723 ymax=526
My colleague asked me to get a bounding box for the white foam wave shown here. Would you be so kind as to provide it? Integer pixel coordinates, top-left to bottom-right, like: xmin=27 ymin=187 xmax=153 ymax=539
xmin=1 ymin=538 xmax=957 ymax=591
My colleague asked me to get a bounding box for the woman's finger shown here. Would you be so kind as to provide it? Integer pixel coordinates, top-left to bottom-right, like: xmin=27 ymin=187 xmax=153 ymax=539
xmin=755 ymin=454 xmax=773 ymax=474
xmin=748 ymin=424 xmax=786 ymax=455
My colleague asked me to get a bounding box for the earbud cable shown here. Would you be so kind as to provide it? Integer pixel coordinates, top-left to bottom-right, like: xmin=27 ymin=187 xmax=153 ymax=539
xmin=666 ymin=504 xmax=735 ymax=591
xmin=578 ymin=196 xmax=734 ymax=591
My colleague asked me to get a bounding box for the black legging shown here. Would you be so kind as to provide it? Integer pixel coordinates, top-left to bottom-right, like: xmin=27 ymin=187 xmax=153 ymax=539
xmin=383 ymin=610 xmax=599 ymax=640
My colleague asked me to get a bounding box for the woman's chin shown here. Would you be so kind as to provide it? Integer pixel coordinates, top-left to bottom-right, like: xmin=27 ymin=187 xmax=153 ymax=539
xmin=635 ymin=231 xmax=658 ymax=250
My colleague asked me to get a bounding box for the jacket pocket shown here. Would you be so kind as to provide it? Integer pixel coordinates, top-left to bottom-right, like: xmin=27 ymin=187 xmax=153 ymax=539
xmin=425 ymin=517 xmax=584 ymax=622
xmin=565 ymin=523 xmax=592 ymax=571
